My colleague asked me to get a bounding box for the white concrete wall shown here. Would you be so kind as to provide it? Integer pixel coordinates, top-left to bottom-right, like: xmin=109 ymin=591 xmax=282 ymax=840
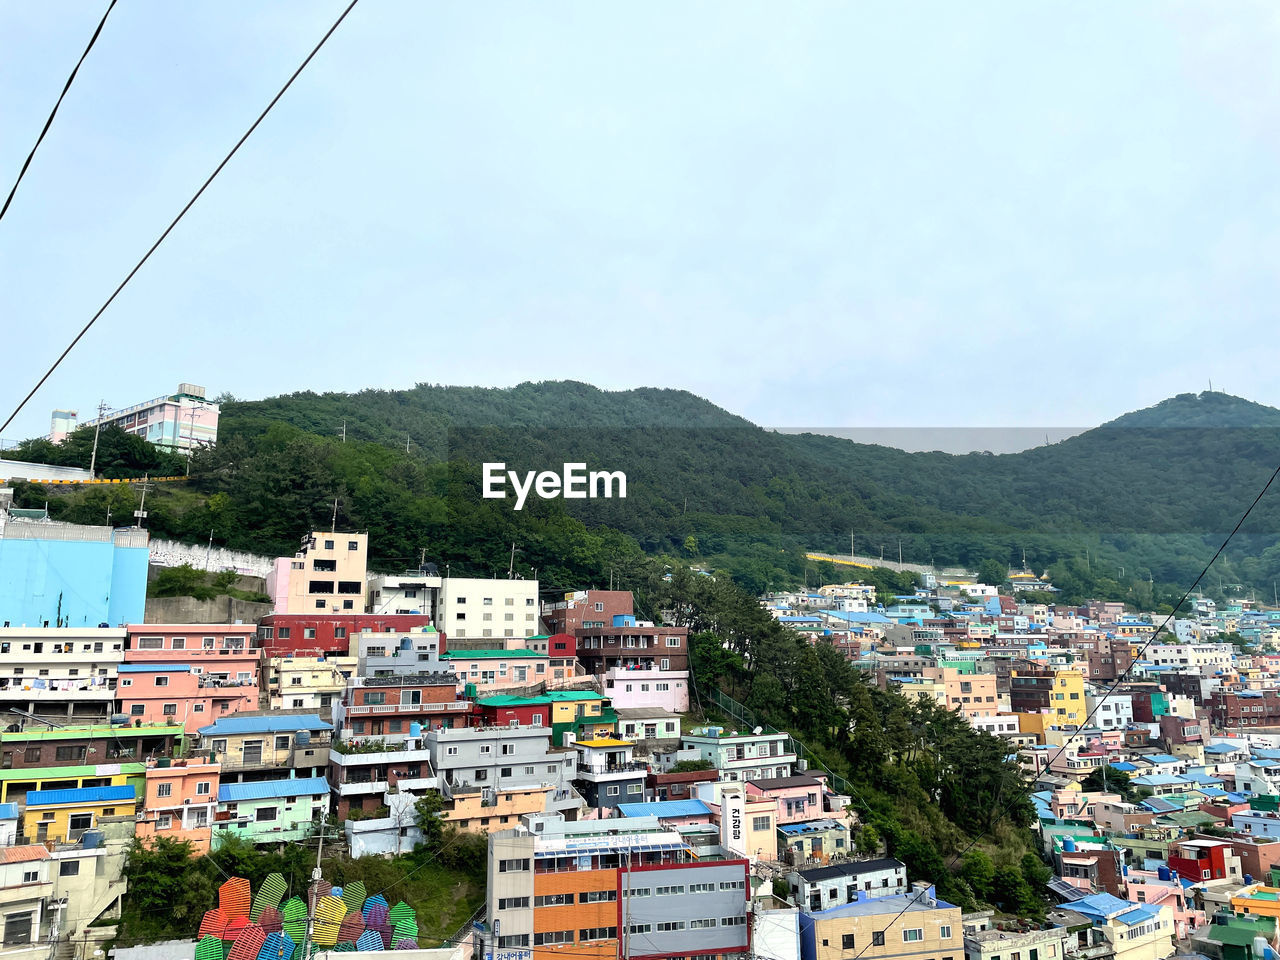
xmin=149 ymin=539 xmax=274 ymax=578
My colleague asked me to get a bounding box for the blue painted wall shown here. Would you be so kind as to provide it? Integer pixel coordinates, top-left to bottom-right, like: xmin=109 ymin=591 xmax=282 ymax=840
xmin=0 ymin=536 xmax=146 ymax=627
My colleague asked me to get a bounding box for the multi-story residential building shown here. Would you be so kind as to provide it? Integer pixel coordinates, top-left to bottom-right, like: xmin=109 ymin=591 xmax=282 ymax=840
xmin=1145 ymin=643 xmax=1234 ymax=673
xmin=680 ymin=728 xmax=796 ymax=782
xmin=442 ymin=648 xmax=551 ymax=692
xmin=267 ymin=655 xmax=355 ymax=713
xmin=1010 ymin=668 xmax=1087 ymax=726
xmin=924 ymin=668 xmax=998 ymax=718
xmin=0 ymin=845 xmax=53 ymax=955
xmin=486 ymin=814 xmax=750 ymax=960
xmin=1210 ymin=691 xmax=1280 ymax=731
xmin=1063 ymin=893 xmax=1175 ymax=960
xmin=116 ymin=663 xmax=258 ymax=733
xmin=778 ymin=818 xmax=851 ymax=863
xmin=0 ymin=722 xmax=181 ymax=773
xmin=542 ymin=589 xmax=635 ymax=634
xmin=52 ymin=383 xmax=219 ymax=451
xmin=266 ymin=531 xmax=369 ymax=616
xmin=212 ymin=776 xmax=329 ymax=847
xmin=789 ymin=858 xmax=907 ymax=911
xmin=472 ymin=690 xmax=616 ymax=743
xmin=366 ymin=570 xmax=441 ymax=620
xmin=573 ymin=737 xmax=647 ymax=813
xmin=0 ymin=501 xmax=148 ymax=628
xmin=256 ymin=612 xmax=431 ymax=657
xmin=0 ymin=627 xmax=124 ymax=722
xmin=425 ymin=725 xmax=580 ymax=831
xmin=525 ymin=633 xmax=579 ymax=683
xmin=745 ymin=775 xmax=829 ymax=825
xmin=647 ymin=768 xmax=719 ymax=802
xmin=22 ymin=785 xmax=137 ymax=844
xmin=197 ymin=712 xmax=332 ymax=785
xmin=802 ymin=884 xmax=963 ymax=960
xmin=574 ymin=616 xmax=689 ymax=674
xmin=438 ymin=576 xmax=540 ymax=641
xmin=1167 ymin=838 xmax=1242 ymax=884
xmin=1085 ymin=688 xmax=1134 ymax=729
xmin=123 ymin=624 xmax=260 ymax=686
xmin=963 ymin=914 xmax=1073 ymax=960
xmin=134 ymin=757 xmax=220 ymax=853
xmin=335 ymin=629 xmax=470 ymax=738
xmin=602 ymin=666 xmax=690 ymax=712
xmin=0 ymin=759 xmax=143 ymax=807
xmin=614 ymin=707 xmax=680 ymax=745
xmin=327 ymin=736 xmax=436 ymax=821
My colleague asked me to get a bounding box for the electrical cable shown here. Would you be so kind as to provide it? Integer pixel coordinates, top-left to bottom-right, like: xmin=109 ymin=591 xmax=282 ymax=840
xmin=0 ymin=0 xmax=361 ymax=436
xmin=0 ymin=0 xmax=116 ymax=224
xmin=844 ymin=460 xmax=1280 ymax=960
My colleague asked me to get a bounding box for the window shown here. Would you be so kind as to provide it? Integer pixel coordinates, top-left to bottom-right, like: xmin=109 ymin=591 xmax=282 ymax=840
xmin=628 ymin=924 xmax=652 ymax=935
xmin=162 ymin=703 xmax=177 ymax=716
xmin=256 ymin=807 xmax=278 ymax=822
xmin=348 ymin=540 xmax=359 ymax=551
xmin=667 ymin=637 xmax=681 ymax=647
xmin=535 ymin=894 xmax=572 ymax=907
xmin=291 ymin=677 xmax=303 ymax=685
xmin=68 ymin=814 xmax=92 ymax=831
xmin=154 ymin=676 xmax=169 ymax=687
xmin=59 ymin=861 xmax=80 ymax=877
xmin=656 ymin=885 xmax=685 ymax=896
xmin=903 ymin=929 xmax=923 ymax=943
xmin=498 ymin=858 xmax=530 ymax=873
xmin=581 ymin=890 xmax=617 ymax=903
xmin=606 ymin=785 xmax=620 ymax=797
xmin=720 ymin=880 xmax=746 ymax=891
xmin=579 ymin=928 xmax=617 ymax=942
xmin=534 ymin=932 xmax=573 ymax=946
xmin=278 ymin=627 xmax=291 ymax=639
xmin=873 ymin=932 xmax=886 ymax=946
xmin=497 ymin=897 xmax=529 ymax=910
xmin=657 ymin=921 xmax=686 ymax=932
xmin=197 ymin=781 xmax=211 ymax=795
xmin=137 ymin=636 xmax=163 ymax=650
xmin=275 ymin=735 xmax=291 ymax=751
xmin=21 ymin=870 xmax=38 ymax=884
xmin=941 ymin=925 xmax=953 ymax=939
xmin=171 ymin=638 xmax=186 ymax=650
xmin=303 ymin=628 xmax=317 ymax=639
xmin=842 ymin=934 xmax=856 ymax=950
xmin=55 ymin=745 xmax=85 ymax=762
xmin=23 ymin=747 xmax=40 ymax=763
xmin=157 ymin=782 xmax=173 ymax=798
xmin=4 ymin=911 xmax=34 ymax=946
xmin=157 ymin=814 xmax=172 ymax=829
xmin=690 ymin=918 xmax=718 ymax=929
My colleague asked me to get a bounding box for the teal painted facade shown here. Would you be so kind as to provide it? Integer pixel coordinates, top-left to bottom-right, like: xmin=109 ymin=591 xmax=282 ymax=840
xmin=0 ymin=529 xmax=147 ymax=627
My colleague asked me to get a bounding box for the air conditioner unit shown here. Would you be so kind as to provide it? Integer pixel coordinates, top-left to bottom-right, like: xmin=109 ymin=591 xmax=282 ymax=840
xmin=509 ymin=720 xmax=519 ymax=728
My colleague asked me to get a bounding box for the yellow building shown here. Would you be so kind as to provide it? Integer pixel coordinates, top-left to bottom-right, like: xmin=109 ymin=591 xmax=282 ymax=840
xmin=1231 ymin=883 xmax=1280 ymax=919
xmin=445 ymin=784 xmax=558 ymax=833
xmin=809 ymin=885 xmax=963 ymax=960
xmin=1011 ymin=668 xmax=1086 ymax=726
xmin=267 ymin=531 xmax=369 ymax=615
xmin=0 ymin=763 xmax=143 ymax=804
xmin=267 ymin=655 xmax=355 ymax=712
xmin=22 ymin=784 xmax=137 ymax=844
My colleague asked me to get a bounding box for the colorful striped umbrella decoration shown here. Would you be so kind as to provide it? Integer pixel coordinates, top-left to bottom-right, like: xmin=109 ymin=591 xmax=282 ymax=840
xmin=219 ymin=877 xmax=253 ymax=918
xmin=255 ymin=931 xmax=294 ymax=960
xmin=361 ymin=894 xmax=388 ymax=920
xmin=370 ymin=921 xmax=394 ymax=949
xmin=337 ymin=914 xmax=366 ymax=944
xmin=249 ymin=873 xmax=288 ymax=921
xmin=307 ymin=879 xmax=332 ymax=902
xmin=355 ymin=930 xmax=384 ymax=952
xmin=310 ymin=895 xmax=348 ymax=948
xmin=224 ymin=924 xmax=266 ymax=960
xmin=193 ymin=935 xmax=224 ymax=960
xmin=389 ymin=903 xmax=417 ymax=944
xmin=198 ymin=908 xmax=231 ymax=940
xmin=279 ymin=897 xmax=308 ymax=951
xmin=393 ymin=938 xmax=419 ymax=950
xmin=340 ymin=880 xmax=366 ymax=915
xmin=256 ymin=906 xmax=282 ymax=934
xmin=330 ymin=944 xmax=357 ymax=953
xmin=221 ymin=916 xmax=251 ymax=947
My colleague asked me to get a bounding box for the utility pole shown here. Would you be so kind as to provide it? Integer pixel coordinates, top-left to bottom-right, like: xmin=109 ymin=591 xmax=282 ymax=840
xmin=301 ymin=826 xmax=326 ymax=960
xmin=88 ymin=400 xmax=107 ymax=478
xmin=340 ymin=419 xmax=346 ymax=443
xmin=185 ymin=407 xmax=198 ymax=475
xmin=623 ymin=843 xmax=633 ymax=960
xmin=205 ymin=529 xmax=215 ymax=570
xmin=330 ymin=497 xmax=339 ymax=533
xmin=405 ymin=432 xmax=410 ymax=454
xmin=508 ymin=543 xmax=516 ymax=579
xmin=133 ymin=475 xmax=151 ymax=528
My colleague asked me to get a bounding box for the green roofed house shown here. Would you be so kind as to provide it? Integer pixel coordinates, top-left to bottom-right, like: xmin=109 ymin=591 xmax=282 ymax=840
xmin=441 ymin=649 xmax=550 ymax=694
xmin=472 ymin=690 xmax=616 ymax=743
xmin=1192 ymin=911 xmax=1276 ymax=960
xmin=213 ymin=776 xmax=329 ymax=847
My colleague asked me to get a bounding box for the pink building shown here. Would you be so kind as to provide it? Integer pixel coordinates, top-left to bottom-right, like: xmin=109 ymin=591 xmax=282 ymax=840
xmin=1123 ymin=868 xmax=1206 ymax=939
xmin=745 ymin=774 xmax=828 ymax=825
xmin=602 ymin=666 xmax=690 ymax=712
xmin=125 ymin=624 xmax=261 ymax=687
xmin=117 ymin=664 xmax=258 ymax=733
xmin=135 ymin=758 xmax=221 ymax=854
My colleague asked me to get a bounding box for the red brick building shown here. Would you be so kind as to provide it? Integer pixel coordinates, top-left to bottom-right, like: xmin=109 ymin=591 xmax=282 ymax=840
xmin=257 ymin=614 xmax=434 ymax=657
xmin=541 ymin=590 xmax=635 ymax=634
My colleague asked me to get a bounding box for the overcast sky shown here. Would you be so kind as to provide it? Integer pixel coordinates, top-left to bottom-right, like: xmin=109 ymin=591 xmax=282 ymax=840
xmin=2 ymin=2 xmax=1279 ymax=447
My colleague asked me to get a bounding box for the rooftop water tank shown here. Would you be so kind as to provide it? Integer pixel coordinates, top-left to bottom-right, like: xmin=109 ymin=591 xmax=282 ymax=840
xmin=1063 ymin=838 xmax=1076 ymax=852
xmin=81 ymin=830 xmax=104 ymax=849
xmin=1157 ymin=866 xmax=1171 ymax=881
xmin=409 ymin=722 xmax=423 ymax=738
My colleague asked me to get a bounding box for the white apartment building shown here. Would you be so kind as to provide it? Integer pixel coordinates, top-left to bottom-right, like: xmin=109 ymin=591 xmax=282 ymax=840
xmin=0 ymin=627 xmax=124 ymax=721
xmin=1144 ymin=643 xmax=1234 ymax=674
xmin=267 ymin=656 xmax=356 ymax=714
xmin=438 ymin=577 xmax=540 ymax=641
xmin=366 ymin=572 xmax=441 ymax=620
xmin=1085 ymin=690 xmax=1134 ymax=729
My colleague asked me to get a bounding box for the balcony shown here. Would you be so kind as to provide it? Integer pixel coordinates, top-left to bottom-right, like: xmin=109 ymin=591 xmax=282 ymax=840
xmin=576 ymin=760 xmax=648 ymax=778
xmin=344 ymin=700 xmax=470 ymax=716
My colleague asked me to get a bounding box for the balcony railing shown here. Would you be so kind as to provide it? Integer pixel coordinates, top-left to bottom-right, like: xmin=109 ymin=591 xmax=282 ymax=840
xmin=576 ymin=761 xmax=648 ymax=776
xmin=344 ymin=700 xmax=470 ymax=716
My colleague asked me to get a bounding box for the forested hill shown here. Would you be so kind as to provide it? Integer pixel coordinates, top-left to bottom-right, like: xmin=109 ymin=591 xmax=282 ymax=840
xmin=10 ymin=385 xmax=1280 ymax=602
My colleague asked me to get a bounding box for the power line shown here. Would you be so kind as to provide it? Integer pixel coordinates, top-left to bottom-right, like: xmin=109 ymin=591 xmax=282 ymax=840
xmin=0 ymin=1 xmax=117 ymax=224
xmin=845 ymin=459 xmax=1280 ymax=960
xmin=0 ymin=0 xmax=361 ymax=436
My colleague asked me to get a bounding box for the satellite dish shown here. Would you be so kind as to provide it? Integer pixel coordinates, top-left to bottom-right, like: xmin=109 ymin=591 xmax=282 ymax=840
xmin=753 ymin=726 xmax=763 ymax=735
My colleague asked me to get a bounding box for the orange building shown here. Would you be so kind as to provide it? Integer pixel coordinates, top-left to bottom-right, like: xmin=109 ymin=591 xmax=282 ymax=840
xmin=135 ymin=757 xmax=221 ymax=854
xmin=117 ymin=664 xmax=259 ymax=734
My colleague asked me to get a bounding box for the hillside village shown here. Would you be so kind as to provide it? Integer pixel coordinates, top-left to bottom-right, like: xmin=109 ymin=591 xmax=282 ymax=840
xmin=3 ymin=461 xmax=1280 ymax=960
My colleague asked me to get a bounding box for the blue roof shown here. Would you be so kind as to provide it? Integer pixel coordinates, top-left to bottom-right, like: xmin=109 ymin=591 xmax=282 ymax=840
xmin=617 ymin=799 xmax=711 ymax=819
xmin=1071 ymin=892 xmax=1140 ymax=921
xmin=779 ymin=616 xmax=822 ymax=624
xmin=118 ymin=663 xmax=195 ymax=673
xmin=27 ymin=785 xmax=136 ymax=806
xmin=1110 ymin=762 xmax=1138 ymax=772
xmin=217 ymin=776 xmax=330 ymax=803
xmin=199 ymin=715 xmax=332 ymax=736
xmin=1205 ymin=743 xmax=1236 ymax=755
xmin=778 ymin=819 xmax=844 ymax=836
xmin=822 ymin=611 xmax=894 ymax=624
xmin=1116 ymin=904 xmax=1164 ymax=927
xmin=1145 ymin=754 xmax=1181 ymax=764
